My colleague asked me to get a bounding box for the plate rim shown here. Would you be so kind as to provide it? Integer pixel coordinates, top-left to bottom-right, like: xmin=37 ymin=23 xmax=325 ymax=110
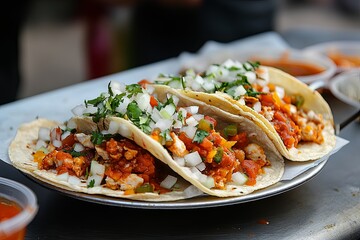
xmin=22 ymin=159 xmax=328 ymax=209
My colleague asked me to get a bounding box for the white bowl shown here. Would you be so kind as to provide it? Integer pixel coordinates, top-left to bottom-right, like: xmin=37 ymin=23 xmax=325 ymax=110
xmin=329 ymin=69 xmax=360 ymax=108
xmin=304 ymin=41 xmax=360 ymax=73
xmin=180 ymin=47 xmax=336 ymax=85
xmin=242 ymin=48 xmax=336 ymax=84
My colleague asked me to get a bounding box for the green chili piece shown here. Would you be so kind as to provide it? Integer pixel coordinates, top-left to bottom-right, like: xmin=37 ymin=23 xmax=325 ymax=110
xmin=224 ymin=124 xmax=238 ymax=137
xmin=135 ymin=183 xmax=154 ymax=193
xmin=213 ymin=147 xmax=223 ymax=163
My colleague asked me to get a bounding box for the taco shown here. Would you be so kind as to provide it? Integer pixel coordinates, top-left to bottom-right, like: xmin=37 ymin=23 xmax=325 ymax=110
xmin=9 ymin=118 xmax=198 ymax=202
xmin=9 ymin=81 xmax=284 ymax=199
xmin=151 ymin=59 xmax=336 ymax=161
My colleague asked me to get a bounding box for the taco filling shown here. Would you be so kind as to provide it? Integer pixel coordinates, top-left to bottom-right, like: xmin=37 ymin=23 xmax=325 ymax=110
xmin=151 ymin=59 xmax=326 ymax=150
xmin=32 ymin=124 xmax=186 ymax=195
xmin=69 ymin=82 xmax=278 ymax=191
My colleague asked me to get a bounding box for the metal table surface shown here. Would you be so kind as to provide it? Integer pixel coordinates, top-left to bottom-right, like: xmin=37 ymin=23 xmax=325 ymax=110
xmin=1 ymin=31 xmax=360 ymax=240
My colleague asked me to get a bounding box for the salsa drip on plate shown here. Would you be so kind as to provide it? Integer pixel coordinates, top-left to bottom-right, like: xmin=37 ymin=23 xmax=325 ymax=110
xmin=154 ymin=59 xmax=325 ymax=149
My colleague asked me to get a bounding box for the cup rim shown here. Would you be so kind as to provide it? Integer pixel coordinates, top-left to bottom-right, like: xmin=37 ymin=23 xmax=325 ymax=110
xmin=0 ymin=177 xmax=38 ymax=237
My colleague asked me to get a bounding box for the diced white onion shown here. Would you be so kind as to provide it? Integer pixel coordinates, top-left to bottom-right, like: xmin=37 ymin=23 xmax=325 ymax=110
xmin=192 ymin=114 xmax=204 ymax=121
xmin=50 ymin=128 xmax=61 ymax=142
xmin=184 ymin=151 xmax=202 ymax=167
xmin=203 ymin=176 xmax=215 ymax=189
xmin=115 ymin=97 xmax=131 ymax=114
xmin=151 ymin=108 xmax=162 ymax=123
xmin=290 ymin=105 xmax=297 ymax=114
xmin=136 ymin=93 xmax=151 ymax=111
xmin=191 ymin=76 xmax=203 ymax=91
xmin=83 ymin=105 xmax=98 ymax=114
xmin=232 ymin=172 xmax=248 ymax=185
xmin=184 ymin=185 xmax=203 ymax=198
xmin=101 ymin=130 xmax=109 ymax=135
xmin=185 ymin=106 xmax=199 ymax=115
xmin=87 ymin=161 xmax=105 ymax=187
xmin=202 ymin=81 xmax=215 ymax=92
xmin=61 ymin=131 xmax=71 ymax=141
xmin=185 ymin=116 xmax=198 ymax=127
xmin=182 ymin=126 xmax=197 ymax=139
xmin=173 ymin=120 xmax=183 ymax=129
xmin=52 ymin=140 xmax=62 ymax=148
xmin=168 ymin=80 xmax=183 ymax=89
xmin=155 ymin=119 xmax=173 ymax=131
xmin=109 ymin=81 xmax=123 ymax=95
xmin=253 ymin=101 xmax=262 ymax=113
xmin=38 ymin=127 xmax=50 ymax=141
xmin=245 ymin=71 xmax=257 ymax=83
xmin=118 ymin=124 xmax=131 ymax=138
xmin=160 ymin=175 xmax=178 ymax=189
xmin=107 ymin=121 xmax=120 ymax=134
xmin=238 ymin=97 xmax=246 ymax=105
xmin=196 ymin=162 xmax=206 ymax=172
xmin=68 ymin=176 xmax=82 ymax=186
xmin=56 ymin=172 xmax=69 ymax=181
xmin=73 ymin=143 xmax=85 ymax=152
xmin=146 ymin=84 xmax=155 ymax=94
xmin=90 ymin=160 xmax=105 ymax=175
xmin=275 ymin=86 xmax=285 ymax=99
xmin=173 ymin=157 xmax=185 ymax=167
xmin=164 ymin=104 xmax=176 ymax=116
xmin=71 ymin=104 xmax=86 ymax=116
xmin=234 ymin=85 xmax=247 ymax=97
xmin=159 ymin=108 xmax=172 ymax=119
xmin=35 ymin=140 xmax=47 ymax=150
xmin=171 ymin=95 xmax=180 ymax=106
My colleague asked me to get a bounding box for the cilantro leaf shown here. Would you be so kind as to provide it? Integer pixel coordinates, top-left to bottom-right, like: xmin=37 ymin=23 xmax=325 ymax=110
xmin=192 ymin=130 xmax=209 ymax=144
xmin=87 ymin=179 xmax=95 ymax=188
xmin=125 ymin=84 xmax=143 ymax=97
xmin=126 ymin=101 xmax=142 ymax=121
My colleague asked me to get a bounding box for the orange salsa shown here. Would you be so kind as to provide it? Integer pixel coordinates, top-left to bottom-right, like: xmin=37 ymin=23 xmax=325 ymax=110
xmin=0 ymin=197 xmax=22 ymax=222
xmin=0 ymin=197 xmax=26 ymax=240
xmin=253 ymin=58 xmax=325 ymax=77
xmin=327 ymin=51 xmax=360 ymax=68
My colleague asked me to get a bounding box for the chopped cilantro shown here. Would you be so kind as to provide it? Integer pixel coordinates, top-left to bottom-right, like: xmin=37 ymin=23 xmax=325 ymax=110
xmin=193 ymin=129 xmax=209 ymax=144
xmin=126 ymin=101 xmax=142 ymax=121
xmin=85 ymin=94 xmax=106 ymax=107
xmin=63 ymin=149 xmax=84 ymax=157
xmin=90 ymin=132 xmax=113 ymax=145
xmin=125 ymin=84 xmax=143 ymax=97
xmin=87 ymin=179 xmax=95 ymax=188
xmin=91 ymin=132 xmax=104 ymax=145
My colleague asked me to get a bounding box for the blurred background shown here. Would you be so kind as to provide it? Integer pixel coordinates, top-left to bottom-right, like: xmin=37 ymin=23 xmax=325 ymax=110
xmin=2 ymin=0 xmax=359 ymax=103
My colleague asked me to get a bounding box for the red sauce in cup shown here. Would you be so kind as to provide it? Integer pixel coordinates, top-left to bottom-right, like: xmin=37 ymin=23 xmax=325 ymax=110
xmin=0 ymin=197 xmax=26 ymax=240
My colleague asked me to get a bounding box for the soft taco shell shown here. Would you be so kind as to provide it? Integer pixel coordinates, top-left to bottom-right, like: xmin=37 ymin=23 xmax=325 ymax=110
xmin=146 ymin=86 xmax=284 ymax=197
xmin=171 ymin=67 xmax=336 ymax=161
xmin=8 ymin=118 xmax=195 ymax=202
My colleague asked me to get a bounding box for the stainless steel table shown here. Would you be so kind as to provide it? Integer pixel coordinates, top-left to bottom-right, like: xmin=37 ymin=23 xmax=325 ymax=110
xmin=1 ymin=31 xmax=360 ymax=240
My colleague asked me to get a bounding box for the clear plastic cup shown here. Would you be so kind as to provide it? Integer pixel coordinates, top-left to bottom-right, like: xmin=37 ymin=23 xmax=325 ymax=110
xmin=0 ymin=177 xmax=38 ymax=240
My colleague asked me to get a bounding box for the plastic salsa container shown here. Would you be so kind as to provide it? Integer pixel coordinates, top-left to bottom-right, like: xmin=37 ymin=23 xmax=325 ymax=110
xmin=0 ymin=177 xmax=38 ymax=240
